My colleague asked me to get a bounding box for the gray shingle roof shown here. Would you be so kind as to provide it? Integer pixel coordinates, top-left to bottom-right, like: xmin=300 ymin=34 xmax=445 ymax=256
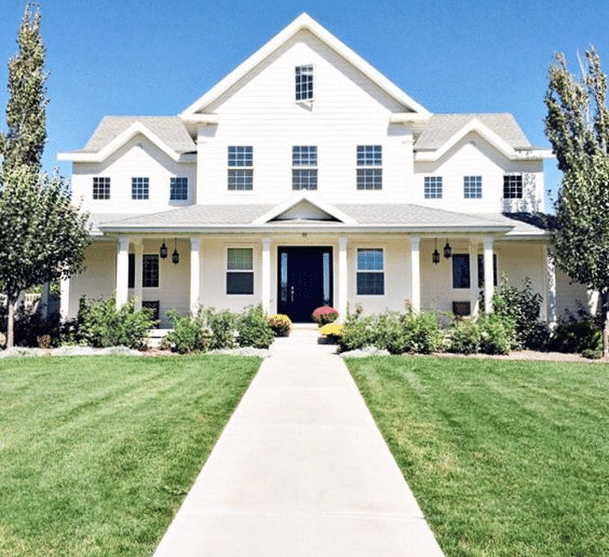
xmin=94 ymin=203 xmax=548 ymax=237
xmin=83 ymin=116 xmax=195 ymax=153
xmin=414 ymin=113 xmax=531 ymax=150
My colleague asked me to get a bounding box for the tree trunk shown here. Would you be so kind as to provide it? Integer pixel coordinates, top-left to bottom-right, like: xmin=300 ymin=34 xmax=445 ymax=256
xmin=7 ymin=296 xmax=16 ymax=350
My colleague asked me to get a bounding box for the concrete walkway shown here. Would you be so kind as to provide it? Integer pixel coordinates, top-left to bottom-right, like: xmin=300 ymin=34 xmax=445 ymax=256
xmin=153 ymin=326 xmax=445 ymax=556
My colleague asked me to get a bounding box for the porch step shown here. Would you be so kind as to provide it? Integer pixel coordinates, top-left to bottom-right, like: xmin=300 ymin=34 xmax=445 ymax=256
xmin=148 ymin=328 xmax=171 ymax=348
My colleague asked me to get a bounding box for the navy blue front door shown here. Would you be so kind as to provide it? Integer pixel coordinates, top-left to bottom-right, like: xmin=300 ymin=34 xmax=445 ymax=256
xmin=277 ymin=247 xmax=333 ymax=322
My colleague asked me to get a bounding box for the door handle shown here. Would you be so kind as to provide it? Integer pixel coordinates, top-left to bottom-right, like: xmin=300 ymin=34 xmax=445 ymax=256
xmin=290 ymin=286 xmax=294 ymax=302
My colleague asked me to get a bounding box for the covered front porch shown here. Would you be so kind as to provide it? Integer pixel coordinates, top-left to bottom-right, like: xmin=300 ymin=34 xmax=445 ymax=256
xmin=62 ymin=232 xmax=558 ymax=328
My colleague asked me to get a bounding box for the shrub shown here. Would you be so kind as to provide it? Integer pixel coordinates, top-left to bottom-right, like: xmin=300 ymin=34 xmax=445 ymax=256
xmin=477 ymin=313 xmax=514 ymax=355
xmin=268 ymin=314 xmax=292 ymax=336
xmin=237 ymin=306 xmax=274 ymax=349
xmin=0 ymin=332 xmax=6 ymax=349
xmin=163 ymin=310 xmax=211 ymax=354
xmin=493 ymin=276 xmax=548 ymax=349
xmin=312 ymin=306 xmax=339 ymax=325
xmin=202 ymin=308 xmax=238 ymax=350
xmin=338 ymin=311 xmax=379 ymax=352
xmin=549 ymin=319 xmax=601 ymax=354
xmin=77 ymin=296 xmax=156 ymax=350
xmin=448 ymin=318 xmax=481 ymax=354
xmin=582 ymin=348 xmax=602 ymax=360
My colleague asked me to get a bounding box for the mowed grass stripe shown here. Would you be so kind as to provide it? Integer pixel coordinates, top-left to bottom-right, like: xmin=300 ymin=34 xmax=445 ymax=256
xmin=0 ymin=355 xmax=260 ymax=557
xmin=346 ymin=356 xmax=609 ymax=557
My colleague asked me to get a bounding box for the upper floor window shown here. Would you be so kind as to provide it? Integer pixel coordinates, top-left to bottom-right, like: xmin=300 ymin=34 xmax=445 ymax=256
xmin=228 ymin=146 xmax=253 ymax=191
xmin=292 ymin=146 xmax=318 ymax=190
xmin=93 ymin=177 xmax=110 ymax=200
xmin=464 ymin=176 xmax=482 ymax=199
xmin=132 ymin=177 xmax=149 ymax=200
xmin=424 ymin=176 xmax=443 ymax=199
xmin=170 ymin=177 xmax=188 ymax=201
xmin=295 ymin=65 xmax=314 ymax=101
xmin=356 ymin=145 xmax=382 ymax=190
xmin=227 ymin=247 xmax=254 ymax=295
xmin=357 ymin=248 xmax=385 ymax=295
xmin=503 ymin=174 xmax=523 ymax=199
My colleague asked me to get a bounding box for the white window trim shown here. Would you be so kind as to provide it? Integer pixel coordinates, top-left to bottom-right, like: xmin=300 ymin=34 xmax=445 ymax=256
xmin=227 ymin=146 xmax=254 ymax=191
xmin=356 ymin=145 xmax=383 ymax=190
xmin=356 ymin=247 xmax=385 ymax=296
xmin=292 ymin=145 xmax=318 ymax=190
xmin=463 ymin=175 xmax=482 ymax=199
xmin=226 ymin=246 xmax=255 ymax=296
xmin=295 ymin=64 xmax=315 ymax=103
xmin=424 ymin=176 xmax=443 ymax=199
xmin=169 ymin=176 xmax=189 ymax=202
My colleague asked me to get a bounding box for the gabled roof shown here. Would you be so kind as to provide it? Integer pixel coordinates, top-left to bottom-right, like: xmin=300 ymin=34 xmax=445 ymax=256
xmin=253 ymin=194 xmax=357 ymax=225
xmin=58 ymin=117 xmax=196 ymax=162
xmin=181 ymin=13 xmax=431 ymax=118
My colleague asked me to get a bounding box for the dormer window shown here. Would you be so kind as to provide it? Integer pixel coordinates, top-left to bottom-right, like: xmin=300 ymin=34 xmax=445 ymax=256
xmin=295 ymin=65 xmax=314 ymax=101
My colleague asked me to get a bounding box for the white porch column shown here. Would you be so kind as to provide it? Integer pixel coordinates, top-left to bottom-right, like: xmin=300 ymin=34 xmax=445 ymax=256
xmin=116 ymin=237 xmax=130 ymax=309
xmin=409 ymin=236 xmax=421 ymax=312
xmin=60 ymin=277 xmax=70 ymax=321
xmin=338 ymin=237 xmax=348 ymax=318
xmin=468 ymin=241 xmax=479 ymax=317
xmin=546 ymin=246 xmax=557 ymax=327
xmin=40 ymin=282 xmax=50 ymax=319
xmin=133 ymin=240 xmax=143 ymax=311
xmin=190 ymin=237 xmax=201 ymax=316
xmin=483 ymin=236 xmax=494 ymax=313
xmin=261 ymin=237 xmax=271 ymax=314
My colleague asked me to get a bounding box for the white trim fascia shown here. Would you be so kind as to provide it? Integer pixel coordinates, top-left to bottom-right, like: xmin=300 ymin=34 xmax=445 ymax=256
xmin=390 ymin=112 xmax=432 ymax=124
xmin=180 ymin=13 xmax=431 ymax=118
xmin=57 ymin=122 xmax=182 ymax=163
xmin=414 ymin=118 xmax=518 ymax=162
xmin=180 ymin=114 xmax=220 ymax=125
xmin=252 ymin=193 xmax=358 ymax=225
xmin=513 ymin=148 xmax=555 ymax=160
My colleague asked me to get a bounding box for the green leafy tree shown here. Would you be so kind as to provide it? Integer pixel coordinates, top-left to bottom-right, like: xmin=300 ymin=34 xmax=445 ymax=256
xmin=544 ymin=48 xmax=609 ymax=355
xmin=0 ymin=5 xmax=90 ymax=348
xmin=0 ymin=4 xmax=47 ymax=175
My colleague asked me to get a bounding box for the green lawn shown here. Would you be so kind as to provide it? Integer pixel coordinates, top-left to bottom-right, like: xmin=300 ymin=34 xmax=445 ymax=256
xmin=0 ymin=355 xmax=260 ymax=556
xmin=346 ymin=356 xmax=609 ymax=557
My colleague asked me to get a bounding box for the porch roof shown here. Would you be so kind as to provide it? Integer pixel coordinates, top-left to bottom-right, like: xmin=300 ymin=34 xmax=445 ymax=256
xmin=91 ymin=203 xmax=549 ymax=238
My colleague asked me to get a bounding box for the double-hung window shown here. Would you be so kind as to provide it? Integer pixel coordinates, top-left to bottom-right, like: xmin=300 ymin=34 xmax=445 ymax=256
xmin=292 ymin=146 xmax=318 ymax=190
xmin=228 ymin=146 xmax=253 ymax=190
xmin=143 ymin=254 xmax=159 ymax=288
xmin=424 ymin=176 xmax=443 ymax=199
xmin=357 ymin=248 xmax=385 ymax=295
xmin=503 ymin=174 xmax=523 ymax=199
xmin=227 ymin=248 xmax=254 ymax=295
xmin=295 ymin=65 xmax=314 ymax=101
xmin=356 ymin=145 xmax=382 ymax=190
xmin=464 ymin=175 xmax=482 ymax=199
xmin=132 ymin=177 xmax=149 ymax=200
xmin=170 ymin=177 xmax=188 ymax=201
xmin=93 ymin=177 xmax=110 ymax=200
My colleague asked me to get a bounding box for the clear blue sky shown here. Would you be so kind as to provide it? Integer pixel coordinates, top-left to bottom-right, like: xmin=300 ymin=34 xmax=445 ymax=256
xmin=1 ymin=0 xmax=608 ymax=211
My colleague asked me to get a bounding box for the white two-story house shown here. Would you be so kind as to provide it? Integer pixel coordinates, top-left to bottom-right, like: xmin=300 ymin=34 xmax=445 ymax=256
xmin=58 ymin=13 xmax=585 ymax=327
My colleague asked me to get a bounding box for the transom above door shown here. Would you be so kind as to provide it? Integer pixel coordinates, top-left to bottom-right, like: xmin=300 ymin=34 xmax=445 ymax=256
xmin=277 ymin=246 xmax=333 ymax=323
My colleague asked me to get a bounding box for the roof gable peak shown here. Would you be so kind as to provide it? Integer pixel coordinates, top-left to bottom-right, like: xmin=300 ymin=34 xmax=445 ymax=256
xmin=181 ymin=14 xmax=430 ymax=117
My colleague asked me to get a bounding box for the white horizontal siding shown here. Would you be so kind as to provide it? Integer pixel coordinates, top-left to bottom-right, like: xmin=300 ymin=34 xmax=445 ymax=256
xmin=71 ymin=135 xmax=196 ymax=214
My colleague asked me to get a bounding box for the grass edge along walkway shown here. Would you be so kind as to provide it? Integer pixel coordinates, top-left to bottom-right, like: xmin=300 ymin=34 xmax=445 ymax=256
xmin=0 ymin=355 xmax=261 ymax=557
xmin=346 ymin=355 xmax=609 ymax=557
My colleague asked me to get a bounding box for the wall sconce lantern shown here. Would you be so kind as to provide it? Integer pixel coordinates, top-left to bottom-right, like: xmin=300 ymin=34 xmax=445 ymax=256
xmin=443 ymin=240 xmax=452 ymax=259
xmin=432 ymin=238 xmax=440 ymax=265
xmin=172 ymin=239 xmax=180 ymax=265
xmin=159 ymin=240 xmax=168 ymax=259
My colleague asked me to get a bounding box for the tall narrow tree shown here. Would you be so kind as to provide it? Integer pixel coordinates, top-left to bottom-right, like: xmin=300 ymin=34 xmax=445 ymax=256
xmin=0 ymin=4 xmax=47 ymax=175
xmin=0 ymin=5 xmax=90 ymax=349
xmin=544 ymin=48 xmax=609 ymax=355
